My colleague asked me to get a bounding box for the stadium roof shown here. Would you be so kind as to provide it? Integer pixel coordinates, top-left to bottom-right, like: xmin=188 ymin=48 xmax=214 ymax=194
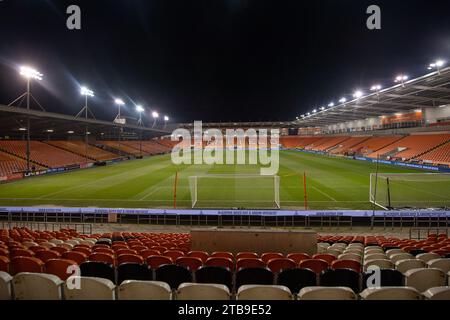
xmin=294 ymin=66 xmax=450 ymax=127
xmin=0 ymin=104 xmax=172 ymax=139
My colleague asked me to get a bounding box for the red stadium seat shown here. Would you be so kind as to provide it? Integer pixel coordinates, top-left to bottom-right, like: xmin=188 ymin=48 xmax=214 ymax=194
xmin=72 ymin=247 xmax=92 ymax=256
xmin=176 ymin=256 xmax=203 ymax=272
xmin=0 ymin=255 xmax=10 ymax=273
xmin=204 ymin=257 xmax=234 ymax=270
xmin=10 ymin=248 xmax=35 ymax=258
xmin=117 ymin=254 xmax=144 ymax=265
xmin=331 ymin=259 xmax=361 ymax=273
xmin=313 ymin=253 xmax=337 ymax=265
xmin=115 ymin=248 xmax=138 ymax=256
xmin=11 ymin=256 xmax=44 ymax=275
xmin=299 ymin=259 xmax=329 ymax=275
xmin=88 ymin=252 xmax=115 ymax=265
xmin=45 ymin=258 xmax=78 ymax=281
xmin=146 ymin=255 xmax=173 ymax=269
xmin=267 ymin=258 xmax=297 ymax=273
xmin=36 ymin=250 xmax=61 ymax=263
xmin=236 ymin=258 xmax=266 ymax=270
xmin=210 ymin=252 xmax=234 ymax=260
xmin=287 ymin=253 xmax=311 ymax=264
xmin=236 ymin=252 xmax=259 ymax=260
xmin=187 ymin=251 xmax=209 ymax=263
xmin=62 ymin=251 xmax=88 ymax=265
xmin=261 ymin=253 xmax=284 ymax=264
xmin=163 ymin=250 xmax=185 ymax=261
xmin=139 ymin=249 xmax=161 ymax=259
xmin=94 ymin=247 xmax=115 ymax=255
xmin=50 ymin=246 xmax=69 ymax=255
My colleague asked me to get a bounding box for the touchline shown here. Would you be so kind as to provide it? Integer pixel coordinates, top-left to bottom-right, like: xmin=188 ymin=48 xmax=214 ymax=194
xmin=170 ymin=121 xmax=280 ymax=175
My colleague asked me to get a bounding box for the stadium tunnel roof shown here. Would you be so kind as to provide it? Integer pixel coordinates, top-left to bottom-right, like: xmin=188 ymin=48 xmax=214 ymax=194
xmin=0 ymin=104 xmax=172 ymax=139
xmin=294 ymin=66 xmax=450 ymax=127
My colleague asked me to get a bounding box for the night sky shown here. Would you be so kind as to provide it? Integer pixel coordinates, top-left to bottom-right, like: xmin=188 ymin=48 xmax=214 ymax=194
xmin=0 ymin=0 xmax=450 ymax=123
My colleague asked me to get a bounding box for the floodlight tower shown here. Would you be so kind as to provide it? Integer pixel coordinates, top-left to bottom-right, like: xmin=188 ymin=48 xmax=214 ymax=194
xmin=152 ymin=111 xmax=159 ymax=128
xmin=11 ymin=66 xmax=44 ymax=172
xmin=76 ymin=86 xmax=95 ymax=119
xmin=394 ymin=75 xmax=408 ymax=87
xmin=164 ymin=115 xmax=169 ymax=128
xmin=370 ymin=84 xmax=382 ymax=102
xmin=114 ymin=98 xmax=125 ymax=123
xmin=428 ymin=60 xmax=446 ymax=74
xmin=77 ymin=86 xmax=95 ymax=162
xmin=136 ymin=105 xmax=145 ymax=157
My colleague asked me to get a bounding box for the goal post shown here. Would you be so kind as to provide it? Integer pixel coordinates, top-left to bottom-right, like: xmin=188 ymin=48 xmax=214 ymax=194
xmin=189 ymin=174 xmax=281 ymax=209
xmin=370 ymin=173 xmax=450 ymax=210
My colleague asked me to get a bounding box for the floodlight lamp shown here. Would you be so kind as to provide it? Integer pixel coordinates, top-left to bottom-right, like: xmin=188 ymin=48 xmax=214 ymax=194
xmin=353 ymin=90 xmax=363 ymax=99
xmin=395 ymin=75 xmax=408 ymax=83
xmin=312 ymin=109 xmax=317 ymax=113
xmin=370 ymin=85 xmax=382 ymax=91
xmin=164 ymin=115 xmax=169 ymax=121
xmin=19 ymin=127 xmax=27 ymax=131
xmin=328 ymin=102 xmax=334 ymax=107
xmin=339 ymin=97 xmax=347 ymax=103
xmin=19 ymin=66 xmax=43 ymax=80
xmin=136 ymin=105 xmax=144 ymax=113
xmin=307 ymin=112 xmax=311 ymax=116
xmin=320 ymin=106 xmax=325 ymax=111
xmin=152 ymin=111 xmax=159 ymax=118
xmin=115 ymin=98 xmax=125 ymax=105
xmin=435 ymin=60 xmax=445 ymax=67
xmin=80 ymin=86 xmax=94 ymax=97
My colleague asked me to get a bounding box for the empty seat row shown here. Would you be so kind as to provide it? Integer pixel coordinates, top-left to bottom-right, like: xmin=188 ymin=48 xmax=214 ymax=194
xmin=2 ymin=271 xmax=450 ymax=300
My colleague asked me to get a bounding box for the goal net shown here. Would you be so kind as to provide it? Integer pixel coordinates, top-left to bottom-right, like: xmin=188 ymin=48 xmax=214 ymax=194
xmin=369 ymin=173 xmax=450 ymax=210
xmin=189 ymin=174 xmax=280 ymax=209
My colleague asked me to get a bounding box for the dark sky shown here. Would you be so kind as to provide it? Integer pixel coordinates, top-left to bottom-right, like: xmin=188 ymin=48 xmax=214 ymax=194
xmin=0 ymin=0 xmax=450 ymax=123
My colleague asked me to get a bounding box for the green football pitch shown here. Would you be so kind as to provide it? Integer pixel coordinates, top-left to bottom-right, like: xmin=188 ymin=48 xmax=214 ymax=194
xmin=0 ymin=150 xmax=448 ymax=210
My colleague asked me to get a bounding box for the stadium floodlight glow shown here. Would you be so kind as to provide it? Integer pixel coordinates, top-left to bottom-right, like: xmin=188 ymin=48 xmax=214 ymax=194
xmin=135 ymin=105 xmax=144 ymax=113
xmin=80 ymin=86 xmax=94 ymax=97
xmin=320 ymin=106 xmax=325 ymax=111
xmin=164 ymin=115 xmax=169 ymax=121
xmin=339 ymin=97 xmax=347 ymax=104
xmin=353 ymin=90 xmax=363 ymax=99
xmin=312 ymin=109 xmax=317 ymax=113
xmin=19 ymin=127 xmax=27 ymax=131
xmin=114 ymin=98 xmax=125 ymax=106
xmin=301 ymin=114 xmax=305 ymax=118
xmin=46 ymin=129 xmax=54 ymax=133
xmin=370 ymin=84 xmax=382 ymax=91
xmin=19 ymin=66 xmax=43 ymax=81
xmin=428 ymin=60 xmax=446 ymax=73
xmin=152 ymin=111 xmax=159 ymax=118
xmin=328 ymin=102 xmax=334 ymax=107
xmin=394 ymin=75 xmax=408 ymax=85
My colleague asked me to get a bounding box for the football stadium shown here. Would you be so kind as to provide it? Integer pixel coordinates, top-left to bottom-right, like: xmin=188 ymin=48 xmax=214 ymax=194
xmin=1 ymin=1 xmax=450 ymax=309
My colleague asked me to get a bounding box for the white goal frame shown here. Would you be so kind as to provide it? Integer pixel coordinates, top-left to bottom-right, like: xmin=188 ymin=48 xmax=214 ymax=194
xmin=189 ymin=174 xmax=280 ymax=209
xmin=369 ymin=172 xmax=450 ymax=210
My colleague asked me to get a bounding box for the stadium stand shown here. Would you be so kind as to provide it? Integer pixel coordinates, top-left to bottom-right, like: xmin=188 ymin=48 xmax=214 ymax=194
xmin=367 ymin=133 xmax=450 ymax=160
xmin=279 ymin=136 xmax=322 ymax=148
xmin=306 ymin=136 xmax=350 ymax=152
xmin=416 ymin=140 xmax=450 ymax=166
xmin=0 ymin=151 xmax=35 ymax=176
xmin=0 ymin=140 xmax=88 ymax=168
xmin=46 ymin=141 xmax=118 ymax=161
xmin=329 ymin=136 xmax=371 ymax=155
xmin=1 ymin=227 xmax=450 ymax=300
xmin=345 ymin=135 xmax=403 ymax=156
